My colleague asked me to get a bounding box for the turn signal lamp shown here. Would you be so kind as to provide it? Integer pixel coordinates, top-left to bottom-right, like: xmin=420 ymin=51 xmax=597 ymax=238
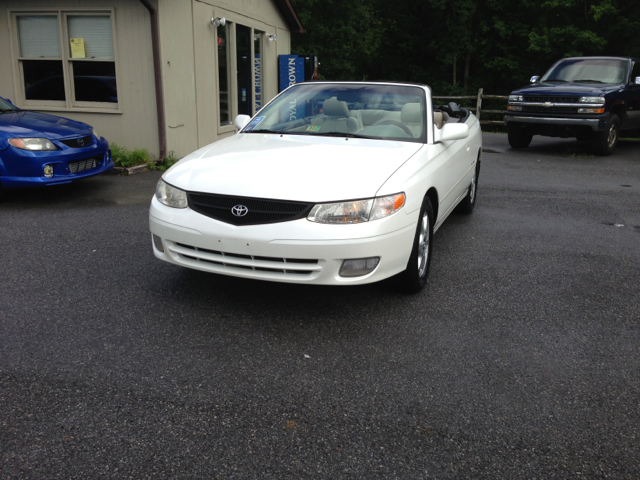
xmin=577 ymin=108 xmax=605 ymax=114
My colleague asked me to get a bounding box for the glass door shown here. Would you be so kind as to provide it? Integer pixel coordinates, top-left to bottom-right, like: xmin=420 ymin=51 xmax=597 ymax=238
xmin=235 ymin=25 xmax=252 ymax=116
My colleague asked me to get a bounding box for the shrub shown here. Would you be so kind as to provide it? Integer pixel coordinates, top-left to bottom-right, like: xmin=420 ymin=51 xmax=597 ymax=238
xmin=148 ymin=151 xmax=180 ymax=172
xmin=110 ymin=143 xmax=152 ymax=168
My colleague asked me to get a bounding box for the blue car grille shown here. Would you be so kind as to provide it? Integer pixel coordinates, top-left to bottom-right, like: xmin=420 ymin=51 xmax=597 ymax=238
xmin=69 ymin=155 xmax=101 ymax=173
xmin=60 ymin=135 xmax=93 ymax=148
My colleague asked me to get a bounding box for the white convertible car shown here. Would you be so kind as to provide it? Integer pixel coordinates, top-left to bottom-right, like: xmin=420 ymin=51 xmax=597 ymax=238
xmin=149 ymin=82 xmax=482 ymax=292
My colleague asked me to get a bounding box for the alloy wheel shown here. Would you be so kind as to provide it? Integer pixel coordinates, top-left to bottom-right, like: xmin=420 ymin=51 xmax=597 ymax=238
xmin=417 ymin=211 xmax=430 ymax=277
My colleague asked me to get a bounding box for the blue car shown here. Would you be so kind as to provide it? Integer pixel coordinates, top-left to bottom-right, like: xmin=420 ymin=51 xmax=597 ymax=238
xmin=0 ymin=96 xmax=113 ymax=190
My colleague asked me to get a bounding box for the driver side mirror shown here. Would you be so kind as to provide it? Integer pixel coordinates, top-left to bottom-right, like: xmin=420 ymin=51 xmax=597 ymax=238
xmin=530 ymin=76 xmax=540 ymax=84
xmin=234 ymin=114 xmax=251 ymax=131
xmin=435 ymin=123 xmax=469 ymax=142
xmin=635 ymin=76 xmax=640 ymax=85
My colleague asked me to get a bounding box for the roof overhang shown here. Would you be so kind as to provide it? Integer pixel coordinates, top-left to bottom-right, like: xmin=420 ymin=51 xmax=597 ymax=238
xmin=273 ymin=0 xmax=305 ymax=33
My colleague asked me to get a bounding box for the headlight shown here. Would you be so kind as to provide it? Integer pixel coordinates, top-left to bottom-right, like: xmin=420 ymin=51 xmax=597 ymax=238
xmin=156 ymin=179 xmax=188 ymax=208
xmin=308 ymin=193 xmax=405 ymax=224
xmin=508 ymin=95 xmax=523 ymax=102
xmin=579 ymin=96 xmax=605 ymax=104
xmin=9 ymin=138 xmax=57 ymax=151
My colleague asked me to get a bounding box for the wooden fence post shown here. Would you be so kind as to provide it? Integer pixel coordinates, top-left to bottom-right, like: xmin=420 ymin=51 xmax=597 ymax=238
xmin=476 ymin=88 xmax=483 ymax=122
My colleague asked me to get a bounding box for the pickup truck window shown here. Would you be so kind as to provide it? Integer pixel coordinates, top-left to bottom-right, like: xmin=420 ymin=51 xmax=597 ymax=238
xmin=540 ymin=58 xmax=627 ymax=85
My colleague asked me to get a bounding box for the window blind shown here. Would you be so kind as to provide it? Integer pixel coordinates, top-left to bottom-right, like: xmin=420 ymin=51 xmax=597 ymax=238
xmin=18 ymin=16 xmax=61 ymax=58
xmin=68 ymin=15 xmax=113 ymax=59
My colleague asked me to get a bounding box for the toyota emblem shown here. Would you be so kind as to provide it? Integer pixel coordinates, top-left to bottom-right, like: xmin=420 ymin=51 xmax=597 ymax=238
xmin=231 ymin=205 xmax=249 ymax=217
xmin=77 ymin=138 xmax=85 ymax=146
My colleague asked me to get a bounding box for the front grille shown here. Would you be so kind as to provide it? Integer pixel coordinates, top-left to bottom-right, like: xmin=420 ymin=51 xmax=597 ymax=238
xmin=172 ymin=242 xmax=320 ymax=276
xmin=523 ymin=96 xmax=579 ymax=103
xmin=60 ymin=135 xmax=93 ymax=148
xmin=188 ymin=192 xmax=314 ymax=226
xmin=523 ymin=106 xmax=578 ymax=113
xmin=68 ymin=156 xmax=101 ymax=173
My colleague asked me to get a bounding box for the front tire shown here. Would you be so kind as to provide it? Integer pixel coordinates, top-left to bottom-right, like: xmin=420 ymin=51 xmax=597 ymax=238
xmin=508 ymin=124 xmax=533 ymax=149
xmin=593 ymin=114 xmax=619 ymax=156
xmin=395 ymin=196 xmax=434 ymax=293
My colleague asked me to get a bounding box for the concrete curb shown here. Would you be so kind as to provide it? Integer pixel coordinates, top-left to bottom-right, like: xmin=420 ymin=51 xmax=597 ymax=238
xmin=112 ymin=164 xmax=149 ymax=175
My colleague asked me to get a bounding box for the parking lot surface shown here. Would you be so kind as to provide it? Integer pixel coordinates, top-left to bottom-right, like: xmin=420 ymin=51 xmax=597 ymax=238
xmin=1 ymin=134 xmax=639 ymax=478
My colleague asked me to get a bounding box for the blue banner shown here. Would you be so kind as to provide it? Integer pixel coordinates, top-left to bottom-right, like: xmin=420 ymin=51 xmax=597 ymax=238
xmin=279 ymin=55 xmax=305 ymax=93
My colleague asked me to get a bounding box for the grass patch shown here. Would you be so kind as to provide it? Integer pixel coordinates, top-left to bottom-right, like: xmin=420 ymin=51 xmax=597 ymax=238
xmin=111 ymin=144 xmax=152 ymax=168
xmin=148 ymin=151 xmax=180 ymax=172
xmin=110 ymin=145 xmax=181 ymax=172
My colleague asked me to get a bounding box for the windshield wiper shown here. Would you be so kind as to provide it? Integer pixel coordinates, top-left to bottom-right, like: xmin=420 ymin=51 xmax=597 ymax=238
xmin=244 ymin=128 xmax=280 ymax=134
xmin=313 ymin=131 xmax=380 ymax=140
xmin=573 ymin=79 xmax=605 ymax=84
xmin=544 ymin=79 xmax=567 ymax=83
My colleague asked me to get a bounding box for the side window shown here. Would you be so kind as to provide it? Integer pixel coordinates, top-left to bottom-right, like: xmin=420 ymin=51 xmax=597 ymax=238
xmin=14 ymin=11 xmax=118 ymax=110
xmin=631 ymin=62 xmax=640 ymax=84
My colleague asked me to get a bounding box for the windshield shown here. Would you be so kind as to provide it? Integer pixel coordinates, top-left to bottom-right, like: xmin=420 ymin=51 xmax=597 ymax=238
xmin=0 ymin=97 xmax=18 ymax=111
xmin=540 ymin=58 xmax=628 ymax=84
xmin=242 ymin=83 xmax=427 ymax=143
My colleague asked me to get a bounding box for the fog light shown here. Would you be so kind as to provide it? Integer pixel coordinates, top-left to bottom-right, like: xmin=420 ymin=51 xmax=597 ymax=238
xmin=43 ymin=164 xmax=54 ymax=177
xmin=339 ymin=257 xmax=380 ymax=277
xmin=152 ymin=234 xmax=165 ymax=253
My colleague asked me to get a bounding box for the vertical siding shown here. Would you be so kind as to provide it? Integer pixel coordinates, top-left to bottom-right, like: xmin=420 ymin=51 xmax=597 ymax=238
xmin=158 ymin=0 xmax=198 ymax=158
xmin=0 ymin=0 xmax=160 ymax=157
xmin=192 ymin=0 xmax=219 ymax=148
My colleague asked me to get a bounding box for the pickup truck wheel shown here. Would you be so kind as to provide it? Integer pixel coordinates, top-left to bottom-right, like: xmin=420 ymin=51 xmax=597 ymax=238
xmin=593 ymin=114 xmax=620 ymax=156
xmin=456 ymin=160 xmax=480 ymax=214
xmin=395 ymin=196 xmax=434 ymax=293
xmin=508 ymin=124 xmax=533 ymax=148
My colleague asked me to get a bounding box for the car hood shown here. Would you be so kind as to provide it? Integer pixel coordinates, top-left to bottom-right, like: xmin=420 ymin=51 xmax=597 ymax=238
xmin=511 ymin=82 xmax=624 ymax=96
xmin=0 ymin=110 xmax=92 ymax=140
xmin=163 ymin=133 xmax=424 ymax=202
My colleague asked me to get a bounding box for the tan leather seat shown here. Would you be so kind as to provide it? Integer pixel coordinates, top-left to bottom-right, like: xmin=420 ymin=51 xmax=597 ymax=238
xmin=433 ymin=111 xmax=444 ymax=129
xmin=401 ymin=103 xmax=423 ymax=137
xmin=312 ymin=97 xmax=358 ymax=133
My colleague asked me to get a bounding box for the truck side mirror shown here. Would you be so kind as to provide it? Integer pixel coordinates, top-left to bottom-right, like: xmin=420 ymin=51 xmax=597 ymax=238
xmin=530 ymin=76 xmax=540 ymax=84
xmin=635 ymin=76 xmax=640 ymax=85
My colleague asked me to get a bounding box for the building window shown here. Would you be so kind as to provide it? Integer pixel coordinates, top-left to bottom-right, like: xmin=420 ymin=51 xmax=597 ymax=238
xmin=217 ymin=22 xmax=230 ymax=125
xmin=13 ymin=11 xmax=118 ymax=110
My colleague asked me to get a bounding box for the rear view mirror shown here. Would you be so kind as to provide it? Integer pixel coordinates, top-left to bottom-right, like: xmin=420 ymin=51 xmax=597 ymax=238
xmin=234 ymin=115 xmax=251 ymax=131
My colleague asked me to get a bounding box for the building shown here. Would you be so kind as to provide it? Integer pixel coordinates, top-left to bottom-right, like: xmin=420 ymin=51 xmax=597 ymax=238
xmin=0 ymin=0 xmax=305 ymax=159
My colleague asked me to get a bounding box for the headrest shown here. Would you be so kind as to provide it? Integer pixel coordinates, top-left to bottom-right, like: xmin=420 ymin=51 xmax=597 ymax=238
xmin=322 ymin=97 xmax=349 ymax=117
xmin=401 ymin=103 xmax=422 ymax=124
xmin=433 ymin=111 xmax=444 ymax=129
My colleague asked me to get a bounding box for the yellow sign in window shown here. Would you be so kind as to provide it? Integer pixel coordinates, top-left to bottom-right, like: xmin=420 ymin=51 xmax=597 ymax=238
xmin=70 ymin=38 xmax=85 ymax=58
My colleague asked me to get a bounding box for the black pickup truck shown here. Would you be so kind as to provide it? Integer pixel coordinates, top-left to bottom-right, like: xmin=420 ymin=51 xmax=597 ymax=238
xmin=504 ymin=56 xmax=640 ymax=155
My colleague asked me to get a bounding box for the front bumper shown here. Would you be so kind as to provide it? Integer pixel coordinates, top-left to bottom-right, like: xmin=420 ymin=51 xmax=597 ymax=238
xmin=0 ymin=136 xmax=113 ymax=188
xmin=504 ymin=113 xmax=610 ymax=131
xmin=149 ymin=197 xmax=417 ymax=286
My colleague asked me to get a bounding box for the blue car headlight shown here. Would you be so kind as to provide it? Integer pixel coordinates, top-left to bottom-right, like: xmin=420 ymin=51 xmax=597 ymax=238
xmin=9 ymin=138 xmax=57 ymax=151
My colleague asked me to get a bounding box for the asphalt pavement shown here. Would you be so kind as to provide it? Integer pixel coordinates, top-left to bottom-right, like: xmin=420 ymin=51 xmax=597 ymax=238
xmin=1 ymin=133 xmax=639 ymax=478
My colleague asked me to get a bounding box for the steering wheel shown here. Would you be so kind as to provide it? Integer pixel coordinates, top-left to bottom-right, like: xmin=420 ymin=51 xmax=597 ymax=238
xmin=373 ymin=119 xmax=414 ymax=137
